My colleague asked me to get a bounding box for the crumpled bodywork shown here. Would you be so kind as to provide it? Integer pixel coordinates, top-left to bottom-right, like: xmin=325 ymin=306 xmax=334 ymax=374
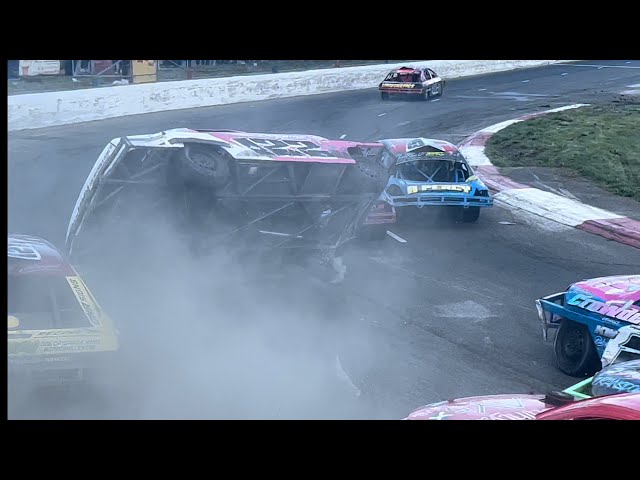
xmin=378 ymin=138 xmax=493 ymax=209
xmin=66 ymin=129 xmax=393 ymax=265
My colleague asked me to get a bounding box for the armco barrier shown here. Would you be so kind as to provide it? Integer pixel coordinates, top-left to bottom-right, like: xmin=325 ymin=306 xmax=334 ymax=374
xmin=8 ymin=60 xmax=574 ymax=131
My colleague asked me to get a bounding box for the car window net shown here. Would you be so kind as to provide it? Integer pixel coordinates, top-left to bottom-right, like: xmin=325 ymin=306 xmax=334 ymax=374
xmin=398 ymin=160 xmax=458 ymax=182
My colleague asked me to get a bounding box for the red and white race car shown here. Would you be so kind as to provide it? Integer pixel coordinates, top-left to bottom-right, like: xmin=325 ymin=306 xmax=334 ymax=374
xmin=406 ymin=359 xmax=640 ymax=420
xmin=378 ymin=66 xmax=445 ymax=101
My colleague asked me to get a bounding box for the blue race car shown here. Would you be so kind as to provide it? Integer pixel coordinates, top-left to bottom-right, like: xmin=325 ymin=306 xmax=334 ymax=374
xmin=536 ymin=275 xmax=640 ymax=377
xmin=378 ymin=138 xmax=492 ymax=222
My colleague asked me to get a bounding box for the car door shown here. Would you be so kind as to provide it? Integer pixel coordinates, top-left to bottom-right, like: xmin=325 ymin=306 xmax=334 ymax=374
xmin=424 ymin=68 xmax=442 ymax=95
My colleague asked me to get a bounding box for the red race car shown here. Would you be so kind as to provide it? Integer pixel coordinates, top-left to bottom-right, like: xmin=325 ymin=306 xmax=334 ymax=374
xmin=378 ymin=66 xmax=445 ymax=101
xmin=406 ymin=360 xmax=640 ymax=420
xmin=405 ymin=392 xmax=640 ymax=420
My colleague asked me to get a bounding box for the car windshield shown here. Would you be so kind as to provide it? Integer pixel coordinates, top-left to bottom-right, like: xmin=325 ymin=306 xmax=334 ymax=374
xmin=397 ymin=160 xmax=470 ymax=182
xmin=8 ymin=274 xmax=92 ymax=330
xmin=385 ymin=71 xmax=420 ymax=82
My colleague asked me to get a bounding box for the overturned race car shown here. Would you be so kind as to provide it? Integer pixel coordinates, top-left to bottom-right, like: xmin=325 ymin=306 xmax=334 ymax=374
xmin=66 ymin=129 xmax=396 ymax=274
xmin=378 ymin=66 xmax=445 ymax=101
xmin=536 ymin=275 xmax=640 ymax=377
xmin=378 ymin=137 xmax=493 ymax=222
xmin=8 ymin=234 xmax=119 ymax=389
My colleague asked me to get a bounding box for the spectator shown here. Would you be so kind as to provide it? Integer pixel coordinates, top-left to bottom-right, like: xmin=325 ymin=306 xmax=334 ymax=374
xmin=8 ymin=60 xmax=19 ymax=79
xmin=63 ymin=60 xmax=73 ymax=76
xmin=72 ymin=60 xmax=91 ymax=75
xmin=120 ymin=60 xmax=130 ymax=77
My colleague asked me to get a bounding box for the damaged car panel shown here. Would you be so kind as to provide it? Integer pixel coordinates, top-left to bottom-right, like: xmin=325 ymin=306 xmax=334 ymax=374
xmin=66 ymin=129 xmax=393 ymax=267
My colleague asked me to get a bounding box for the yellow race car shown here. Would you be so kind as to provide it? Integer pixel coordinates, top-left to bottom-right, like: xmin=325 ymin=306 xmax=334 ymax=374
xmin=8 ymin=234 xmax=119 ymax=387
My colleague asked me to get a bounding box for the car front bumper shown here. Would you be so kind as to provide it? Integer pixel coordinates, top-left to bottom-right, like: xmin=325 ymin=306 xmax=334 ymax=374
xmin=536 ymin=292 xmax=576 ymax=341
xmin=535 ymin=292 xmax=614 ymax=342
xmin=388 ymin=194 xmax=493 ymax=208
xmin=8 ymin=351 xmax=120 ymax=388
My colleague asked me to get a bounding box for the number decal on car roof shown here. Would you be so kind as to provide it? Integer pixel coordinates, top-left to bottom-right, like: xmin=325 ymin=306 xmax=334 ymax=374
xmin=8 ymin=238 xmax=42 ymax=260
xmin=235 ymin=137 xmax=336 ymax=158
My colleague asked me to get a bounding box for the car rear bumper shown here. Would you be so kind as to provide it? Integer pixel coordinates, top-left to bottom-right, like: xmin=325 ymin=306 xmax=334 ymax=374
xmin=379 ymin=88 xmax=425 ymax=95
xmin=363 ymin=211 xmax=397 ymax=225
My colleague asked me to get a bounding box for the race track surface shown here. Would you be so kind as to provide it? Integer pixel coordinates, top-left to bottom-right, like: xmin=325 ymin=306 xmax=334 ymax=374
xmin=8 ymin=60 xmax=640 ymax=419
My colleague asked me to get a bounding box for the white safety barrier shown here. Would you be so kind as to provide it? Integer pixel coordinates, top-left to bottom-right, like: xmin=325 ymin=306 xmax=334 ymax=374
xmin=8 ymin=60 xmax=574 ymax=131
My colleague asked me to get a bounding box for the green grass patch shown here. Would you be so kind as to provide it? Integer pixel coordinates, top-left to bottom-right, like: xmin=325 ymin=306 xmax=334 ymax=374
xmin=485 ymin=104 xmax=640 ymax=201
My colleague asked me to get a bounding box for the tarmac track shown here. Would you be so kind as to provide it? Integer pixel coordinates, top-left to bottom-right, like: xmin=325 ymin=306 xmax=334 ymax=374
xmin=8 ymin=60 xmax=640 ymax=419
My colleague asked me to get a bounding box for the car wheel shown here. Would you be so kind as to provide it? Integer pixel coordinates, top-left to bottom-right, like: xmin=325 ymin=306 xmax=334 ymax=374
xmin=554 ymin=320 xmax=601 ymax=377
xmin=178 ymin=144 xmax=231 ymax=189
xmin=381 ymin=92 xmax=389 ymax=100
xmin=460 ymin=207 xmax=480 ymax=223
xmin=430 ymin=82 xmax=443 ymax=97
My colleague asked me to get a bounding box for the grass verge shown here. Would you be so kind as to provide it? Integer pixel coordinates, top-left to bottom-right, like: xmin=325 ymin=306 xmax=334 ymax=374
xmin=485 ymin=104 xmax=640 ymax=201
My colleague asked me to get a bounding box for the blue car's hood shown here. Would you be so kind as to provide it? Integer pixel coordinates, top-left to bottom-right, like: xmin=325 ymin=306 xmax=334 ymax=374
xmin=386 ymin=175 xmax=489 ymax=195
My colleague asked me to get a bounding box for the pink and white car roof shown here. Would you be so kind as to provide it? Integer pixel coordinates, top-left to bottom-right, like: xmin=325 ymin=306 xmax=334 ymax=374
xmin=162 ymin=128 xmax=383 ymax=165
xmin=572 ymin=275 xmax=640 ymax=305
xmin=405 ymin=394 xmax=551 ymax=420
xmin=405 ymin=392 xmax=640 ymax=420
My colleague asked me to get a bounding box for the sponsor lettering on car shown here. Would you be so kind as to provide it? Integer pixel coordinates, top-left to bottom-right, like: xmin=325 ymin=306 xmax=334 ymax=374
xmin=567 ymin=293 xmax=640 ymax=324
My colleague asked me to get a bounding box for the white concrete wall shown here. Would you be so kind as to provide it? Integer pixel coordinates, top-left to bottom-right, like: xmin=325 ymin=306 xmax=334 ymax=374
xmin=8 ymin=60 xmax=574 ymax=131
